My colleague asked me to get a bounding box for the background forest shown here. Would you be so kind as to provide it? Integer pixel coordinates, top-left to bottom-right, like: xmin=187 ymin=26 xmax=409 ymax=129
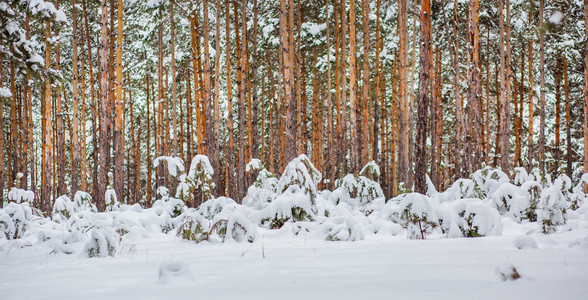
xmin=0 ymin=0 xmax=587 ymax=212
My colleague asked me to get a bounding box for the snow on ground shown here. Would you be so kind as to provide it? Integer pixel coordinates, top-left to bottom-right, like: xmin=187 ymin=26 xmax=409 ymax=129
xmin=2 ymin=161 xmax=588 ymax=299
xmin=1 ymin=223 xmax=587 ymax=300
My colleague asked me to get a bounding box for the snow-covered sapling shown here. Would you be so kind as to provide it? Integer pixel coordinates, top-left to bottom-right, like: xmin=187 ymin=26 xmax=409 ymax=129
xmin=398 ymin=193 xmax=438 ymax=239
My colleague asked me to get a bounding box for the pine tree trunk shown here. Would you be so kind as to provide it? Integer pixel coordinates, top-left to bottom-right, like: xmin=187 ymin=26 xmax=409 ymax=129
xmin=452 ymin=0 xmax=462 ymax=178
xmin=0 ymin=44 xmax=4 ymax=207
xmin=466 ymin=0 xmax=481 ymax=174
xmin=97 ymin=0 xmax=109 ymax=212
xmin=40 ymin=20 xmax=53 ymax=212
xmin=334 ymin=0 xmax=342 ymax=178
xmin=113 ymin=0 xmax=124 ymax=201
xmin=563 ymin=58 xmax=571 ymax=179
xmin=203 ymin=0 xmax=215 ymax=191
xmin=349 ymin=0 xmax=358 ymax=173
xmin=171 ymin=1 xmax=178 ymax=157
xmin=538 ymin=0 xmax=546 ymax=175
xmin=498 ymin=0 xmax=507 ymax=173
xmin=82 ymin=0 xmax=98 ymax=199
xmin=283 ymin=0 xmax=296 ymax=164
xmin=585 ymin=0 xmax=588 ymax=192
xmin=501 ymin=0 xmax=511 ymax=174
xmin=554 ymin=55 xmax=562 ymax=176
xmin=225 ymin=0 xmax=235 ymax=198
xmin=326 ymin=0 xmax=334 ymax=188
xmin=213 ymin=0 xmax=223 ymax=194
xmin=10 ymin=62 xmax=17 ymax=188
xmin=70 ymin=0 xmax=80 ymax=197
xmin=238 ymin=0 xmax=248 ymax=201
xmin=157 ymin=11 xmax=165 ymax=190
xmin=361 ymin=0 xmax=370 ymax=167
xmin=146 ymin=75 xmax=152 ymax=206
xmin=415 ymin=0 xmax=431 ymax=195
xmin=527 ymin=4 xmax=534 ymax=172
xmin=398 ymin=0 xmax=409 ymax=186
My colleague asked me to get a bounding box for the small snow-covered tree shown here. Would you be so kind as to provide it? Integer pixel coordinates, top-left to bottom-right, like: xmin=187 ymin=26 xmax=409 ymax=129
xmin=538 ymin=177 xmax=569 ymax=234
xmin=398 ymin=193 xmax=438 ymax=239
xmin=277 ymin=154 xmax=321 ymax=204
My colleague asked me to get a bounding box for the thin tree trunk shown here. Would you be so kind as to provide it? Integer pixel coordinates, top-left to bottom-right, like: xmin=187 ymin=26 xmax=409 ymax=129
xmin=225 ymin=0 xmax=235 ymax=198
xmin=83 ymin=0 xmax=98 ymax=199
xmin=283 ymin=0 xmax=296 ymax=164
xmin=527 ymin=3 xmax=534 ymax=172
xmin=498 ymin=0 xmax=507 ymax=173
xmin=113 ymin=0 xmax=124 ymax=201
xmin=398 ymin=0 xmax=409 ymax=186
xmin=554 ymin=55 xmax=562 ymax=175
xmin=213 ymin=0 xmax=222 ymax=193
xmin=349 ymin=0 xmax=359 ymax=173
xmin=563 ymin=57 xmax=571 ymax=179
xmin=538 ymin=0 xmax=546 ymax=176
xmin=466 ymin=0 xmax=481 ymax=173
xmin=415 ymin=0 xmax=431 ymax=195
xmin=97 ymin=0 xmax=110 ymax=212
xmin=238 ymin=0 xmax=248 ymax=201
xmin=501 ymin=0 xmax=511 ymax=174
xmin=361 ymin=0 xmax=370 ymax=166
xmin=326 ymin=0 xmax=334 ymax=188
xmin=0 ymin=44 xmax=4 ymax=207
xmin=157 ymin=10 xmax=165 ymax=190
xmin=71 ymin=0 xmax=80 ymax=197
xmin=203 ymin=0 xmax=215 ymax=188
xmin=146 ymin=75 xmax=152 ymax=205
xmin=171 ymin=1 xmax=178 ymax=157
xmin=80 ymin=38 xmax=88 ymax=192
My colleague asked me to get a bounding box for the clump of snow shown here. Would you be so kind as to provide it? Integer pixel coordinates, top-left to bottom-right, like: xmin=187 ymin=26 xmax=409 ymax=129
xmin=8 ymin=187 xmax=35 ymax=204
xmin=495 ymin=265 xmax=522 ymax=281
xmin=549 ymin=11 xmax=563 ymax=24
xmin=158 ymin=261 xmax=194 ymax=284
xmin=514 ymin=236 xmax=538 ymax=250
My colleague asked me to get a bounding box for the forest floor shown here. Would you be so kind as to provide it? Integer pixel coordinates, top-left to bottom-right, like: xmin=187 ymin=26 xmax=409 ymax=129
xmin=1 ymin=217 xmax=588 ymax=300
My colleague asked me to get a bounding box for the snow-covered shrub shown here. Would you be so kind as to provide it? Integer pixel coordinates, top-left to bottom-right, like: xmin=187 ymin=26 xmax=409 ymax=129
xmin=439 ymin=199 xmax=502 ymax=238
xmin=242 ymin=159 xmax=279 ymax=209
xmin=152 ymin=189 xmax=186 ymax=219
xmin=178 ymin=204 xmax=257 ymax=243
xmin=259 ymin=185 xmax=315 ymax=229
xmin=0 ymin=202 xmax=37 ymax=239
xmin=7 ymin=187 xmax=35 ymax=204
xmin=538 ymin=178 xmax=568 ymax=234
xmin=197 ymin=197 xmax=237 ymax=220
xmin=73 ymin=191 xmax=97 ymax=213
xmin=177 ymin=213 xmax=209 ymax=243
xmin=218 ymin=211 xmax=258 ymax=243
xmin=320 ymin=216 xmax=364 ymax=241
xmin=187 ymin=155 xmax=215 ymax=201
xmin=490 ymin=182 xmax=527 ymax=221
xmin=460 ymin=202 xmax=503 ymax=237
xmin=84 ymin=227 xmax=120 ymax=258
xmin=0 ymin=210 xmax=16 ymax=240
xmin=334 ymin=162 xmax=384 ymax=207
xmin=278 ymin=154 xmax=321 ymax=204
xmin=105 ymin=188 xmax=121 ymax=211
xmin=52 ymin=195 xmax=75 ymax=221
xmin=520 ymin=180 xmax=541 ymax=221
xmin=154 ymin=156 xmax=185 ymax=177
xmin=397 ymin=193 xmax=438 ymax=239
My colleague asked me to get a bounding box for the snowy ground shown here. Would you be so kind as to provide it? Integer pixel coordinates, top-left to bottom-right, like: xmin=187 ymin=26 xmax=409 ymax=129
xmin=2 ymin=220 xmax=588 ymax=300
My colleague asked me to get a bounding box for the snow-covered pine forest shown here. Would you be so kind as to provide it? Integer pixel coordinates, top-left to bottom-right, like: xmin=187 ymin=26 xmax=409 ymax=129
xmin=1 ymin=0 xmax=588 ymax=298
